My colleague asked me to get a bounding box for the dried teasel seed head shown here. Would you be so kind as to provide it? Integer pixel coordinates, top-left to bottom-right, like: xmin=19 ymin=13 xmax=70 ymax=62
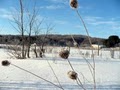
xmin=59 ymin=50 xmax=70 ymax=59
xmin=70 ymin=0 xmax=78 ymax=9
xmin=1 ymin=60 xmax=10 ymax=66
xmin=67 ymin=71 xmax=78 ymax=80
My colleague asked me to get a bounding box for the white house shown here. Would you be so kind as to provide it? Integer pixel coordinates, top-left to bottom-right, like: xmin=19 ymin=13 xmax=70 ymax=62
xmin=91 ymin=44 xmax=104 ymax=49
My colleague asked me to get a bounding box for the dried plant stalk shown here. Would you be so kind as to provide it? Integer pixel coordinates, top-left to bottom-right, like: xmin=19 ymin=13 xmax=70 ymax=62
xmin=46 ymin=59 xmax=64 ymax=90
xmin=75 ymin=9 xmax=96 ymax=90
xmin=69 ymin=0 xmax=96 ymax=89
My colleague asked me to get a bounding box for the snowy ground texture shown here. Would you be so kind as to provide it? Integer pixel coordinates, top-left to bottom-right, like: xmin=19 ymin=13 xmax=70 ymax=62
xmin=0 ymin=47 xmax=120 ymax=90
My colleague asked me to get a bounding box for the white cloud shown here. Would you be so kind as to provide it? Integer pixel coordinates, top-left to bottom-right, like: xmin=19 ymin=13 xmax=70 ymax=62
xmin=74 ymin=25 xmax=83 ymax=28
xmin=54 ymin=20 xmax=68 ymax=25
xmin=45 ymin=0 xmax=68 ymax=4
xmin=84 ymin=16 xmax=102 ymax=22
xmin=89 ymin=21 xmax=116 ymax=25
xmin=0 ymin=14 xmax=12 ymax=20
xmin=39 ymin=5 xmax=64 ymax=10
xmin=76 ymin=16 xmax=120 ymax=38
xmin=0 ymin=8 xmax=10 ymax=14
xmin=0 ymin=8 xmax=13 ymax=20
xmin=84 ymin=16 xmax=120 ymax=27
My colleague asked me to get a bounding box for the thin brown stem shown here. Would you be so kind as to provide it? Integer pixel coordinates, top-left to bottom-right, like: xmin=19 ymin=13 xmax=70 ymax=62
xmin=75 ymin=9 xmax=96 ymax=90
xmin=11 ymin=63 xmax=64 ymax=90
xmin=76 ymin=79 xmax=86 ymax=90
xmin=67 ymin=59 xmax=86 ymax=90
xmin=46 ymin=59 xmax=64 ymax=90
xmin=70 ymin=35 xmax=94 ymax=78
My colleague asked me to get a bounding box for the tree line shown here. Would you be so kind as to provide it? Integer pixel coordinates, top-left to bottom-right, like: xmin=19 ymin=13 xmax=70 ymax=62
xmin=0 ymin=34 xmax=104 ymax=46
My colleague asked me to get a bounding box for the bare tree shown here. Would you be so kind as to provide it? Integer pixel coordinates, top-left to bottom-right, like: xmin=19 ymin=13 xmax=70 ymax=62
xmin=26 ymin=5 xmax=38 ymax=58
xmin=11 ymin=0 xmax=26 ymax=59
xmin=10 ymin=0 xmax=54 ymax=59
xmin=39 ymin=23 xmax=54 ymax=57
xmin=11 ymin=0 xmax=43 ymax=59
xmin=33 ymin=23 xmax=54 ymax=58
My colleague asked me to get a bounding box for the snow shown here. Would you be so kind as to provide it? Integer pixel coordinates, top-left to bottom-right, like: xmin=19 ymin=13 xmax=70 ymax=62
xmin=0 ymin=47 xmax=120 ymax=90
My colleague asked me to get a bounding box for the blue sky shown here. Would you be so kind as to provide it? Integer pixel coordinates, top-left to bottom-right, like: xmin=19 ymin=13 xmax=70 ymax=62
xmin=0 ymin=0 xmax=120 ymax=38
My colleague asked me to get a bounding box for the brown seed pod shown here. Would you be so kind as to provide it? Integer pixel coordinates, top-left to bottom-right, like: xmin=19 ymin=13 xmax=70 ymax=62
xmin=59 ymin=50 xmax=70 ymax=59
xmin=70 ymin=0 xmax=78 ymax=9
xmin=1 ymin=60 xmax=10 ymax=66
xmin=67 ymin=71 xmax=78 ymax=80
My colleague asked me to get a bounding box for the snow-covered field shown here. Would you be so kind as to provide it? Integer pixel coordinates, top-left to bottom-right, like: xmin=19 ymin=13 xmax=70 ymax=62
xmin=0 ymin=47 xmax=120 ymax=90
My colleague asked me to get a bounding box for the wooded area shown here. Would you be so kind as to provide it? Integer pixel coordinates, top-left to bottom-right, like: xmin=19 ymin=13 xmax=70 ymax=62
xmin=0 ymin=34 xmax=104 ymax=47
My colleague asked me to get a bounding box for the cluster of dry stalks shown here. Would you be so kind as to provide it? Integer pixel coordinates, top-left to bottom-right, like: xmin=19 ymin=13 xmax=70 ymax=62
xmin=1 ymin=0 xmax=96 ymax=90
xmin=58 ymin=0 xmax=96 ymax=90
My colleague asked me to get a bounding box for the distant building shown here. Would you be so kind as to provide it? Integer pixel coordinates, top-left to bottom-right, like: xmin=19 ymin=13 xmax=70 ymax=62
xmin=91 ymin=44 xmax=104 ymax=49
